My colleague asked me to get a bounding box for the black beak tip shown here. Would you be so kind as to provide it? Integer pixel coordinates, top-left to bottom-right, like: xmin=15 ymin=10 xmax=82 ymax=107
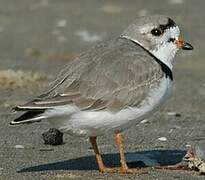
xmin=182 ymin=42 xmax=194 ymax=50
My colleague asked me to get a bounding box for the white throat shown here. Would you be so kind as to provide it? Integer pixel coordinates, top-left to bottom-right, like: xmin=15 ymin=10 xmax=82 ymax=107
xmin=122 ymin=26 xmax=180 ymax=70
xmin=150 ymin=26 xmax=180 ymax=70
xmin=122 ymin=35 xmax=179 ymax=70
xmin=150 ymin=42 xmax=179 ymax=70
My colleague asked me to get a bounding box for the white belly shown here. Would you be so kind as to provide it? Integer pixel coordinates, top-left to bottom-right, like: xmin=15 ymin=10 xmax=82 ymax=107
xmin=47 ymin=77 xmax=173 ymax=137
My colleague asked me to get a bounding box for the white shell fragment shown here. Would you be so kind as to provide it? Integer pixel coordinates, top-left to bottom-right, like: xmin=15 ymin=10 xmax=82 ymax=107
xmin=14 ymin=145 xmax=24 ymax=149
xmin=167 ymin=111 xmax=177 ymax=116
xmin=140 ymin=119 xmax=149 ymax=124
xmin=185 ymin=144 xmax=191 ymax=148
xmin=157 ymin=137 xmax=167 ymax=141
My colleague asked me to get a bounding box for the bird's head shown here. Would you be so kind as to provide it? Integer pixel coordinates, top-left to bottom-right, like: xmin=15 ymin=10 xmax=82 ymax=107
xmin=121 ymin=15 xmax=193 ymax=69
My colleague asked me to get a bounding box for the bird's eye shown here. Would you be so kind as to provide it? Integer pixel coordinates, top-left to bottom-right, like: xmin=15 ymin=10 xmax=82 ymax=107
xmin=151 ymin=28 xmax=163 ymax=36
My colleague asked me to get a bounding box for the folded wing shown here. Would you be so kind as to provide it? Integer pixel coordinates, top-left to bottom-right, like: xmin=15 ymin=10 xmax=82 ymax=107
xmin=11 ymin=38 xmax=163 ymax=124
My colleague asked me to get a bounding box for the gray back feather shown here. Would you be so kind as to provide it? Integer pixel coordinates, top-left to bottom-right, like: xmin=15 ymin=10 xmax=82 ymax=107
xmin=21 ymin=37 xmax=164 ymax=111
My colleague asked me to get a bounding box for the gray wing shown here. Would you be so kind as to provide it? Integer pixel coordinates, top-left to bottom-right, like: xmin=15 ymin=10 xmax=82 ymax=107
xmin=15 ymin=38 xmax=164 ymax=112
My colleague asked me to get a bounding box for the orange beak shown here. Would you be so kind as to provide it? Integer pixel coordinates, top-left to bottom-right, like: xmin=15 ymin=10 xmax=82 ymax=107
xmin=175 ymin=37 xmax=193 ymax=50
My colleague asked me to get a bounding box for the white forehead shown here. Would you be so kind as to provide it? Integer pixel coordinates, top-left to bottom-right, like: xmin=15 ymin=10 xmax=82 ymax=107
xmin=166 ymin=26 xmax=180 ymax=38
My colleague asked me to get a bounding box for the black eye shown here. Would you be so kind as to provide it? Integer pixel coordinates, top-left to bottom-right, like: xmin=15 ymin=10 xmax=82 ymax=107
xmin=151 ymin=28 xmax=163 ymax=36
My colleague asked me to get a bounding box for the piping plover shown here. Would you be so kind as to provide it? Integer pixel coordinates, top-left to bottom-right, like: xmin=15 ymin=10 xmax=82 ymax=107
xmin=10 ymin=15 xmax=193 ymax=174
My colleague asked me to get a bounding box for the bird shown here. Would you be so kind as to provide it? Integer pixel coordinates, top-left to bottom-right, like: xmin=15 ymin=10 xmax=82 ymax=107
xmin=10 ymin=15 xmax=193 ymax=174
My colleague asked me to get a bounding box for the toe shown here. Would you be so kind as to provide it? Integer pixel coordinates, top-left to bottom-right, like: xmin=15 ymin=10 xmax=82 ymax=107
xmin=99 ymin=167 xmax=147 ymax=174
xmin=99 ymin=167 xmax=118 ymax=173
xmin=119 ymin=168 xmax=147 ymax=174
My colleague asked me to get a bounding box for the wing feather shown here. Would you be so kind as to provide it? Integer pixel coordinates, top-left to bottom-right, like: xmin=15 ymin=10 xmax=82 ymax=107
xmin=15 ymin=38 xmax=164 ymax=112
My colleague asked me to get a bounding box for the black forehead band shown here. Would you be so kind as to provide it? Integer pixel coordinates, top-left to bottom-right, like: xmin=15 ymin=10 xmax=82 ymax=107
xmin=158 ymin=18 xmax=176 ymax=31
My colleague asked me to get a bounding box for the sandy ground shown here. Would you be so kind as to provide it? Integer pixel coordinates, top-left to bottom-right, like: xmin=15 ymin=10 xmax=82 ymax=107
xmin=0 ymin=0 xmax=205 ymax=179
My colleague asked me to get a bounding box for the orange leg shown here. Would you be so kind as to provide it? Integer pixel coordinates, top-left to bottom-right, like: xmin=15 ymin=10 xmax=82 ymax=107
xmin=115 ymin=132 xmax=145 ymax=174
xmin=89 ymin=136 xmax=117 ymax=173
xmin=115 ymin=132 xmax=129 ymax=171
xmin=89 ymin=135 xmax=146 ymax=174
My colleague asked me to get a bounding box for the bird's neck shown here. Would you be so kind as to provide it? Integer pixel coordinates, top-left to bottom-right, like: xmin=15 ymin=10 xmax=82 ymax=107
xmin=150 ymin=42 xmax=179 ymax=70
xmin=120 ymin=36 xmax=174 ymax=80
xmin=121 ymin=35 xmax=178 ymax=70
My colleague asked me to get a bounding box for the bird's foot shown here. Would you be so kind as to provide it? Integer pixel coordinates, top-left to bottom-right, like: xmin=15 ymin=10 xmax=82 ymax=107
xmin=119 ymin=167 xmax=147 ymax=174
xmin=99 ymin=167 xmax=118 ymax=173
xmin=99 ymin=167 xmax=147 ymax=174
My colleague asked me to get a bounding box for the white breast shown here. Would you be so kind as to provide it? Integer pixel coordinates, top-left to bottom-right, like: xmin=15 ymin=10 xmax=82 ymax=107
xmin=47 ymin=77 xmax=172 ymax=137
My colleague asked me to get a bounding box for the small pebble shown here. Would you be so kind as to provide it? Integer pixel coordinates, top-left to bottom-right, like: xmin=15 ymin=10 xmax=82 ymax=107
xmin=168 ymin=128 xmax=174 ymax=134
xmin=57 ymin=19 xmax=67 ymax=28
xmin=175 ymin=113 xmax=181 ymax=117
xmin=14 ymin=145 xmax=24 ymax=149
xmin=167 ymin=112 xmax=181 ymax=117
xmin=42 ymin=128 xmax=63 ymax=145
xmin=157 ymin=137 xmax=167 ymax=141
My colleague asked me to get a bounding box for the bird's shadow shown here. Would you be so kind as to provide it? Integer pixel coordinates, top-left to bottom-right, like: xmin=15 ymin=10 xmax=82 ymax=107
xmin=18 ymin=149 xmax=186 ymax=173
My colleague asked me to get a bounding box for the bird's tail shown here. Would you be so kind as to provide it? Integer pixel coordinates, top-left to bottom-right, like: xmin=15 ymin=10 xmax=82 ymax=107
xmin=10 ymin=108 xmax=46 ymax=125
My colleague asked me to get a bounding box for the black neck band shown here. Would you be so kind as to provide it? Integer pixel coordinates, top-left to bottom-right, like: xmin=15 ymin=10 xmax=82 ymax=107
xmin=123 ymin=37 xmax=173 ymax=81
